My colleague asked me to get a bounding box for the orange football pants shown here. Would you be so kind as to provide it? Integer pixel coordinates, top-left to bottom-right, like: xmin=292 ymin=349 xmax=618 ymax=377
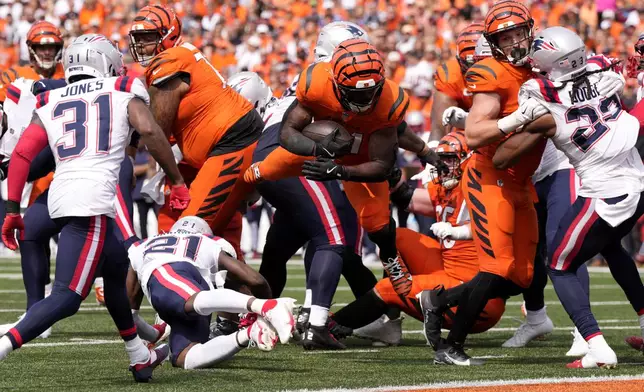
xmin=374 ymin=228 xmax=505 ymax=333
xmin=461 ymin=157 xmax=538 ymax=289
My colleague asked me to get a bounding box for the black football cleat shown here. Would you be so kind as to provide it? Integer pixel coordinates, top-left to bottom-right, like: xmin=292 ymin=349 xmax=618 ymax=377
xmin=129 ymin=344 xmax=169 ymax=383
xmin=417 ymin=286 xmax=447 ymax=350
xmin=300 ymin=324 xmax=346 ymax=350
xmin=327 ymin=317 xmax=353 ymax=340
xmin=209 ymin=316 xmax=239 ymax=339
xmin=434 ymin=340 xmax=484 ymax=366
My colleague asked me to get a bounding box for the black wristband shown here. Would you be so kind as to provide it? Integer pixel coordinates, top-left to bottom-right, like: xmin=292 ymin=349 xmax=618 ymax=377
xmin=390 ymin=182 xmax=414 ymax=210
xmin=6 ymin=200 xmax=20 ymax=214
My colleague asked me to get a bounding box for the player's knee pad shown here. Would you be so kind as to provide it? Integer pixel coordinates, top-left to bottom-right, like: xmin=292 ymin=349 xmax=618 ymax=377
xmin=50 ymin=282 xmax=83 ymax=318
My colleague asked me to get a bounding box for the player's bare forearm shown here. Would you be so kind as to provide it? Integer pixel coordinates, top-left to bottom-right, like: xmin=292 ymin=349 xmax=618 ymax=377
xmin=279 ymin=100 xmax=315 ymax=156
xmin=219 ymin=253 xmax=272 ymax=299
xmin=128 ymin=98 xmax=184 ymax=186
xmin=408 ymin=188 xmax=435 ymax=216
xmin=126 ymin=266 xmax=144 ymax=310
xmin=147 ymin=78 xmax=186 ymax=139
xmin=430 ymin=91 xmax=458 ymax=141
xmin=464 ymin=92 xmax=503 ymax=149
xmin=492 ymin=131 xmax=545 ymax=169
xmin=398 ymin=124 xmax=426 ymax=154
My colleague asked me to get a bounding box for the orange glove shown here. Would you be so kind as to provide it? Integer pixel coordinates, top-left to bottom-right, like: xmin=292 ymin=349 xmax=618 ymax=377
xmin=2 ymin=213 xmax=24 ymax=250
xmin=169 ymin=184 xmax=190 ymax=211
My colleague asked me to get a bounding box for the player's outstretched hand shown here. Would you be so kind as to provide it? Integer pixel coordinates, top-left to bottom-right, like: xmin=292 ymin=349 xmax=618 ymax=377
xmin=302 ymin=158 xmax=347 ymax=181
xmin=169 ymin=184 xmax=191 ymax=211
xmin=596 ymin=70 xmax=625 ymax=98
xmin=2 ymin=213 xmax=24 ymax=250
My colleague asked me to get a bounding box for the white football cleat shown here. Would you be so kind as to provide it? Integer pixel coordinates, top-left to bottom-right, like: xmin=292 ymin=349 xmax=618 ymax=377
xmin=566 ymin=328 xmax=589 ymax=357
xmin=248 ymin=316 xmax=278 ymax=352
xmin=502 ymin=317 xmax=554 ymax=348
xmin=353 ymin=314 xmax=402 ymax=346
xmin=567 ymin=335 xmax=617 ymax=369
xmin=261 ymin=299 xmax=295 ymax=344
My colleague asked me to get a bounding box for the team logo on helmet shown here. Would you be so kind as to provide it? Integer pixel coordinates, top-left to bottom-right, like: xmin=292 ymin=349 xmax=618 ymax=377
xmin=532 ymin=38 xmax=558 ymax=52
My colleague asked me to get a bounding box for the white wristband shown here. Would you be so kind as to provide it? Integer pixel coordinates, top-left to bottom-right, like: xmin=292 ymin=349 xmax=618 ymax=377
xmin=450 ymin=224 xmax=472 ymax=240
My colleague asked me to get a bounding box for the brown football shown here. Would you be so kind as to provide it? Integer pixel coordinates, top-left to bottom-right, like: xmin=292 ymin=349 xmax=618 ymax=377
xmin=302 ymin=120 xmax=353 ymax=145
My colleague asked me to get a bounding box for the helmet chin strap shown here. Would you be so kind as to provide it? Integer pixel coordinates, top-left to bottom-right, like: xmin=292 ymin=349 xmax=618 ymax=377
xmin=30 ymin=49 xmax=56 ymax=71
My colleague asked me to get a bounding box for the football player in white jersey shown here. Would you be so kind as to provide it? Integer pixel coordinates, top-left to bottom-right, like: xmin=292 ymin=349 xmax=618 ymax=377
xmin=0 ymin=34 xmax=190 ymax=382
xmin=492 ymin=26 xmax=644 ymax=369
xmin=232 ymin=71 xmax=382 ymax=349
xmin=127 ymin=216 xmax=295 ymax=369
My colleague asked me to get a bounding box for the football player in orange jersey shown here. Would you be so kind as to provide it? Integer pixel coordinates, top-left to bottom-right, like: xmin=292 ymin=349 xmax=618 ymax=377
xmin=273 ymin=39 xmax=442 ymax=300
xmin=332 ymin=132 xmax=505 ymax=342
xmin=429 ymin=23 xmax=485 ymax=143
xmin=127 ymin=5 xmax=263 ymax=256
xmin=0 ymin=21 xmax=64 ymax=103
xmin=417 ymin=1 xmax=549 ymax=366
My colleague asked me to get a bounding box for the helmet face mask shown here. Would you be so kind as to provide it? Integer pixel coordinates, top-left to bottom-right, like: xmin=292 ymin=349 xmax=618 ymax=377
xmin=30 ymin=43 xmax=63 ymax=70
xmin=335 ymin=79 xmax=384 ymax=113
xmin=487 ymin=25 xmax=532 ymax=65
xmin=129 ymin=30 xmax=162 ymax=66
xmin=26 ymin=21 xmax=64 ymax=72
xmin=433 ymin=153 xmax=462 ymax=190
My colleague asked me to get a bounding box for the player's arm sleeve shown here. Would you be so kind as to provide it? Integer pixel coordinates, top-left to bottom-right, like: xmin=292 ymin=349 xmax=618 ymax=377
xmin=145 ymin=50 xmax=192 ymax=88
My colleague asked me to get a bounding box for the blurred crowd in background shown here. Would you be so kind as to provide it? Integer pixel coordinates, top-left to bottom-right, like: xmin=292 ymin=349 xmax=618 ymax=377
xmin=1 ymin=0 xmax=643 ymax=262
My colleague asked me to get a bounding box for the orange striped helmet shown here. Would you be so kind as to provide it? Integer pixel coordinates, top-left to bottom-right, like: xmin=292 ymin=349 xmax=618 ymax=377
xmin=128 ymin=4 xmax=182 ymax=66
xmin=456 ymin=23 xmax=485 ymax=73
xmin=432 ymin=131 xmax=470 ymax=190
xmin=331 ymin=38 xmax=385 ymax=113
xmin=26 ymin=21 xmax=63 ymax=71
xmin=484 ymin=0 xmax=534 ymax=65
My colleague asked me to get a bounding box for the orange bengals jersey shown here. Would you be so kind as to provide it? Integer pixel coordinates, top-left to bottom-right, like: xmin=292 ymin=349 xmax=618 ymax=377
xmin=427 ymin=181 xmax=478 ymax=282
xmin=0 ymin=64 xmax=64 ymax=102
xmin=295 ymin=62 xmax=408 ymax=167
xmin=145 ymin=41 xmax=254 ymax=168
xmin=434 ymin=58 xmax=473 ymax=110
xmin=464 ymin=58 xmax=544 ymax=184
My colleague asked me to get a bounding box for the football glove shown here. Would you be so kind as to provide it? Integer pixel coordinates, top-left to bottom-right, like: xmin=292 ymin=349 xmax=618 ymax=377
xmin=302 ymin=158 xmax=347 ymax=181
xmin=596 ymin=70 xmax=625 ymax=98
xmin=314 ymin=129 xmax=353 ymax=158
xmin=2 ymin=213 xmax=24 ymax=250
xmin=168 ymin=184 xmax=190 ymax=211
xmin=442 ymin=106 xmax=468 ymax=129
xmin=430 ymin=222 xmax=472 ymax=240
xmin=497 ymin=97 xmax=549 ymax=134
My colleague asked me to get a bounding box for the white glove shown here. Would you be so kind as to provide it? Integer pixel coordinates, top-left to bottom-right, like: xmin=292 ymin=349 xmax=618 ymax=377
xmin=442 ymin=106 xmax=468 ymax=129
xmin=431 ymin=222 xmax=472 ymax=240
xmin=410 ymin=163 xmax=438 ymax=187
xmin=497 ymin=97 xmax=549 ymax=134
xmin=430 ymin=222 xmax=453 ymax=239
xmin=596 ymin=70 xmax=625 ymax=98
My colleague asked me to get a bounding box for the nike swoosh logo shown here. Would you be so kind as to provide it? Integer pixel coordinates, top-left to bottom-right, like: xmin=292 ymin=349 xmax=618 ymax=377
xmin=326 ymin=167 xmax=337 ymax=174
xmin=322 ymin=147 xmax=335 ymax=158
xmin=152 ymin=68 xmax=162 ymax=75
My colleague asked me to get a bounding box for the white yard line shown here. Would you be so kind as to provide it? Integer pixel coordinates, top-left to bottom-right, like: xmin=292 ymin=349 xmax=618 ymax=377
xmin=303 ymin=349 xmax=380 ymax=355
xmin=399 ymin=325 xmax=641 ymax=334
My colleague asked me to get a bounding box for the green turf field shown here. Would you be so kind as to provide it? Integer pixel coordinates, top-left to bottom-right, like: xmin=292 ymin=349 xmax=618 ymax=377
xmin=0 ymin=258 xmax=643 ymax=391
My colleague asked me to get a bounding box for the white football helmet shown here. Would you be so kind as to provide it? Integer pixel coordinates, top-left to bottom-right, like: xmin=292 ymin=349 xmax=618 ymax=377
xmin=63 ymin=34 xmax=125 ymax=83
xmin=228 ymin=71 xmax=274 ymax=116
xmin=314 ymin=21 xmax=369 ymax=63
xmin=170 ymin=216 xmax=213 ymax=236
xmin=473 ymin=36 xmax=492 ymax=63
xmin=530 ymin=27 xmax=587 ymax=82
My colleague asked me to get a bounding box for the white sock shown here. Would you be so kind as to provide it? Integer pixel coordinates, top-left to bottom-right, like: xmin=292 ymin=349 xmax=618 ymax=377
xmin=639 ymin=314 xmax=644 ymax=338
xmin=249 ymin=298 xmax=278 ymax=315
xmin=303 ymin=289 xmax=312 ymax=308
xmin=587 ymin=333 xmax=608 ymax=347
xmin=125 ymin=336 xmax=150 ymax=365
xmin=309 ymin=305 xmax=329 ymax=327
xmin=192 ymin=289 xmax=252 ymax=316
xmin=0 ymin=336 xmax=14 ymax=360
xmin=94 ymin=277 xmax=104 ymax=289
xmin=132 ymin=311 xmax=160 ymax=342
xmin=183 ymin=332 xmax=245 ymax=369
xmin=526 ymin=307 xmax=547 ymax=325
